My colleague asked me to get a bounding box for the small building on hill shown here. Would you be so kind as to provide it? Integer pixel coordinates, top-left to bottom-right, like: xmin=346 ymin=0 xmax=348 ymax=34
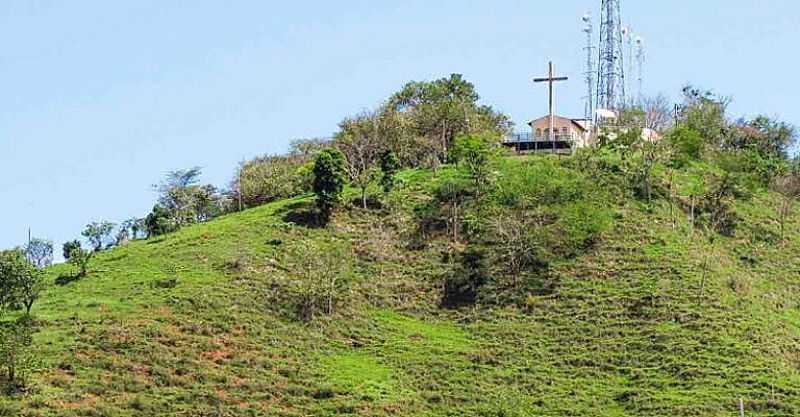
xmin=503 ymin=115 xmax=592 ymax=154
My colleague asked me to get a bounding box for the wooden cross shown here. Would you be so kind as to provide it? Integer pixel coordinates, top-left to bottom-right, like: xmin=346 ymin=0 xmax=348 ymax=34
xmin=534 ymin=62 xmax=568 ymax=147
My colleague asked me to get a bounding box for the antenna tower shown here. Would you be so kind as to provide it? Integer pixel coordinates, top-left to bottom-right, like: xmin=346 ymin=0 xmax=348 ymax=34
xmin=635 ymin=36 xmax=645 ymax=103
xmin=582 ymin=13 xmax=595 ymax=121
xmin=596 ymin=0 xmax=626 ymax=111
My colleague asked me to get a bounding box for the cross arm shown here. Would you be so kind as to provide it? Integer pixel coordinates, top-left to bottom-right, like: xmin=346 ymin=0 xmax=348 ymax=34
xmin=533 ymin=77 xmax=569 ymax=82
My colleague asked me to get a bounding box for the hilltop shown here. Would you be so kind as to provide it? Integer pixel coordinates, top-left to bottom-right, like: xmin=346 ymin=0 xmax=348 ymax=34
xmin=2 ymin=151 xmax=800 ymax=417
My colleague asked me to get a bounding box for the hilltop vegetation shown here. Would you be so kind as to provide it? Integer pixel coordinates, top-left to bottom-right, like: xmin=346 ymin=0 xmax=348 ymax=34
xmin=2 ymin=77 xmax=800 ymax=416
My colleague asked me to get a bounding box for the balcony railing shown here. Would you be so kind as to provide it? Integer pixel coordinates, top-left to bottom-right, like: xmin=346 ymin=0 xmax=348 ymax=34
xmin=504 ymin=132 xmax=575 ymax=144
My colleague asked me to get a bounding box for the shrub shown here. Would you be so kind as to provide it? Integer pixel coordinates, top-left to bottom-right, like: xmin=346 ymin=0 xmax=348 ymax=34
xmin=68 ymin=247 xmax=93 ymax=278
xmin=312 ymin=149 xmax=348 ymax=224
xmin=286 ymin=242 xmax=350 ymax=322
xmin=0 ymin=317 xmax=35 ymax=389
xmin=62 ymin=240 xmax=81 ymax=261
xmin=379 ymin=150 xmax=400 ymax=193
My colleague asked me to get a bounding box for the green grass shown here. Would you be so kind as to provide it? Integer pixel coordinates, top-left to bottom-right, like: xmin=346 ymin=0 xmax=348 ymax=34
xmin=1 ymin=155 xmax=800 ymax=416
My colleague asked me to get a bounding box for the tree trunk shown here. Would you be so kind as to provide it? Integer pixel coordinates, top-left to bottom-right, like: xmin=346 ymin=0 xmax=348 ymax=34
xmin=361 ymin=187 xmax=368 ymax=210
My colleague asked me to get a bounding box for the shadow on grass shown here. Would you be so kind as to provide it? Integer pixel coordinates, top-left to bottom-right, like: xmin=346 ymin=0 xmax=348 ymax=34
xmin=55 ymin=274 xmax=82 ymax=286
xmin=279 ymin=201 xmax=325 ymax=229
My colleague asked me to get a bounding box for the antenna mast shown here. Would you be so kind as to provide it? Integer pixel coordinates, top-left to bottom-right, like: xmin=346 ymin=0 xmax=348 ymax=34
xmin=582 ymin=13 xmax=595 ymax=122
xmin=635 ymin=36 xmax=645 ymax=103
xmin=596 ymin=0 xmax=626 ymax=112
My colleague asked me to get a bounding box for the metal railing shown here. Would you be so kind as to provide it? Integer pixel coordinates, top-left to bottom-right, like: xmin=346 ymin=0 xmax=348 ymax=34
xmin=504 ymin=132 xmax=576 ymax=143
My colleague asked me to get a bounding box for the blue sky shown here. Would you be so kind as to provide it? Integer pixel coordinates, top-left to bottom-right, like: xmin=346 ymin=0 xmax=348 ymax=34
xmin=1 ymin=0 xmax=798 ymax=254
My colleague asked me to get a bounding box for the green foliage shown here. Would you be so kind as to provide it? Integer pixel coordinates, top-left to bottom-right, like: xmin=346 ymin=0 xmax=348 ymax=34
xmin=67 ymin=246 xmax=92 ymax=278
xmin=312 ymin=148 xmax=348 ymax=224
xmin=61 ymin=240 xmax=81 ymax=261
xmin=0 ymin=251 xmax=34 ymax=311
xmin=237 ymin=154 xmax=310 ymax=208
xmin=387 ymin=74 xmax=512 ymax=165
xmin=145 ymin=205 xmax=175 ymax=238
xmin=81 ymin=221 xmax=115 ymax=252
xmin=679 ymin=84 xmax=730 ymax=147
xmin=285 ymin=241 xmax=351 ymax=322
xmin=379 ymin=150 xmax=400 ymax=193
xmin=450 ymin=133 xmax=499 ymax=191
xmin=727 ymin=115 xmax=797 ymax=160
xmin=155 ymin=167 xmax=227 ymax=226
xmin=0 ymin=317 xmax=34 ymax=389
xmin=665 ymin=126 xmax=703 ymax=167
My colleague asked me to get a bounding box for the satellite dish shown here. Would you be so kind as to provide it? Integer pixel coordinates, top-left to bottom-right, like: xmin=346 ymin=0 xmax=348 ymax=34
xmin=635 ymin=36 xmax=644 ymax=44
xmin=596 ymin=109 xmax=617 ymax=119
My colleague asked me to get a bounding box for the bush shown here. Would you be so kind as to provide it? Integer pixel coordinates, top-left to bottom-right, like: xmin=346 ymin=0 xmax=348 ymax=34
xmin=286 ymin=242 xmax=350 ymax=322
xmin=0 ymin=317 xmax=35 ymax=389
xmin=68 ymin=247 xmax=93 ymax=278
xmin=312 ymin=149 xmax=348 ymax=224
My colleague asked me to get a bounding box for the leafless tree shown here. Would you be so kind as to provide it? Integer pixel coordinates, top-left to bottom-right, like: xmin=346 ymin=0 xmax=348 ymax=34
xmin=641 ymin=94 xmax=673 ymax=131
xmin=336 ymin=111 xmax=385 ymax=209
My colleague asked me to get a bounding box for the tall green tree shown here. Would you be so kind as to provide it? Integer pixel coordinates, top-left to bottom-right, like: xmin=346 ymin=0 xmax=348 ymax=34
xmin=312 ymin=149 xmax=348 ymax=224
xmin=388 ymin=74 xmax=511 ymax=165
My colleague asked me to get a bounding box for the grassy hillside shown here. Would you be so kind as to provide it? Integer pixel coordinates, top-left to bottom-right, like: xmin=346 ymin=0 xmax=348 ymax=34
xmin=3 ymin=154 xmax=800 ymax=417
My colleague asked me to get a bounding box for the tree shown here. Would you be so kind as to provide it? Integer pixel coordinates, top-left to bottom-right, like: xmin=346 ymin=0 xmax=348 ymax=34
xmin=379 ymin=150 xmax=400 ymax=193
xmin=771 ymin=170 xmax=800 ymax=241
xmin=236 ymin=155 xmax=309 ymax=208
xmin=24 ymin=238 xmax=53 ymax=269
xmin=62 ymin=240 xmax=81 ymax=261
xmin=388 ymin=74 xmax=512 ymax=164
xmin=68 ymin=247 xmax=92 ymax=278
xmin=679 ymin=85 xmax=731 ymax=148
xmin=666 ymin=126 xmax=703 ymax=167
xmin=336 ymin=111 xmax=385 ymax=209
xmin=727 ymin=116 xmax=797 ymax=160
xmin=312 ymin=149 xmax=348 ymax=224
xmin=16 ymin=268 xmax=43 ymax=315
xmin=450 ymin=133 xmax=498 ymax=193
xmin=155 ymin=167 xmax=224 ymax=226
xmin=0 ymin=250 xmax=43 ymax=315
xmin=0 ymin=253 xmax=37 ymax=387
xmin=82 ymin=221 xmax=115 ymax=252
xmin=145 ymin=205 xmax=175 ymax=238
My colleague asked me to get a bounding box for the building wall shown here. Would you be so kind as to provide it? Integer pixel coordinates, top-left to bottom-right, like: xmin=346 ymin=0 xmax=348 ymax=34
xmin=529 ymin=116 xmax=590 ymax=148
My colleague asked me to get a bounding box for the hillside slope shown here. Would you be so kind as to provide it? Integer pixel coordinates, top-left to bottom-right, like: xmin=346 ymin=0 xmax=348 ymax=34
xmin=3 ymin=155 xmax=800 ymax=417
